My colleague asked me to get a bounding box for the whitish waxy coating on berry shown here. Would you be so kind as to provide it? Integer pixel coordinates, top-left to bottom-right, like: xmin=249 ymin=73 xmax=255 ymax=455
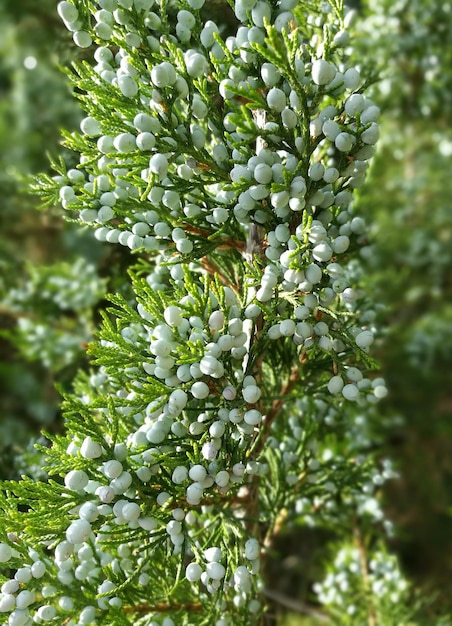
xmin=57 ymin=1 xmax=79 ymax=23
xmin=0 ymin=543 xmax=12 ymax=563
xmin=311 ymin=59 xmax=336 ymax=85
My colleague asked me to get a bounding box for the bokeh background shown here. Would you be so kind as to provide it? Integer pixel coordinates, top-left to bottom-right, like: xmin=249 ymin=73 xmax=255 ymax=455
xmin=1 ymin=0 xmax=451 ymax=622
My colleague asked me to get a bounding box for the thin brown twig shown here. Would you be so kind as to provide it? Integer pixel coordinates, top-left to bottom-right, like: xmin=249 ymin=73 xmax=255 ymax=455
xmin=200 ymin=257 xmax=239 ymax=294
xmin=263 ymin=588 xmax=330 ymax=623
xmin=0 ymin=305 xmax=30 ymax=320
xmin=251 ymin=365 xmax=301 ymax=459
xmin=123 ymin=601 xmax=203 ymax=614
xmin=353 ymin=521 xmax=377 ymax=626
xmin=183 ymin=224 xmax=246 ymax=253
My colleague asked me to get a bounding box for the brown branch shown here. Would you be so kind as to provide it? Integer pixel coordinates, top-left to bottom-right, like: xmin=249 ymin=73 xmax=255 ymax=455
xmin=353 ymin=522 xmax=377 ymax=626
xmin=263 ymin=588 xmax=330 ymax=623
xmin=263 ymin=507 xmax=288 ymax=549
xmin=124 ymin=601 xmax=203 ymax=614
xmin=200 ymin=257 xmax=237 ymax=293
xmin=250 ymin=365 xmax=301 ymax=459
xmin=183 ymin=224 xmax=246 ymax=253
xmin=240 ymin=366 xmax=302 ymax=543
xmin=0 ymin=305 xmax=28 ymax=321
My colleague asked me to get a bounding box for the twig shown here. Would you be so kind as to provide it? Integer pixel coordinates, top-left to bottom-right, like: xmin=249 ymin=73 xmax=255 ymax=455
xmin=263 ymin=588 xmax=330 ymax=623
xmin=242 ymin=109 xmax=267 ymax=374
xmin=183 ymin=223 xmax=246 ymax=252
xmin=124 ymin=601 xmax=203 ymax=614
xmin=353 ymin=521 xmax=377 ymax=626
xmin=200 ymin=257 xmax=239 ymax=293
xmin=250 ymin=365 xmax=301 ymax=459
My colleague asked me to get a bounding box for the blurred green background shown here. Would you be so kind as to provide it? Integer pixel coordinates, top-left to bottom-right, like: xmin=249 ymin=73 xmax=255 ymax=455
xmin=0 ymin=0 xmax=451 ymax=623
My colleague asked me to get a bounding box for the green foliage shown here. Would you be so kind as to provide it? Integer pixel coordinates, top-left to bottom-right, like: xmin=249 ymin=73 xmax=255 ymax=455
xmin=359 ymin=0 xmax=452 ymax=118
xmin=2 ymin=258 xmax=107 ymax=371
xmin=0 ymin=0 xmax=97 ymax=480
xmin=355 ymin=121 xmax=452 ymax=614
xmin=1 ymin=0 xmax=452 ymax=625
xmin=349 ymin=0 xmax=452 ymax=613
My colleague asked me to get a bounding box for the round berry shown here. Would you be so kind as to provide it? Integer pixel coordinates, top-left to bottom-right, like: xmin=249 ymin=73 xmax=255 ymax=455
xmin=118 ymin=74 xmax=138 ymax=97
xmin=206 ymin=561 xmax=226 ymax=580
xmin=245 ymin=538 xmax=260 ymax=560
xmin=186 ymin=482 xmax=203 ymax=505
xmin=80 ymin=437 xmax=103 ymax=459
xmin=0 ymin=543 xmax=12 ymax=563
xmin=267 ymin=87 xmax=286 ymax=112
xmin=57 ymin=1 xmax=79 ymax=23
xmin=335 ymin=132 xmax=355 ymax=152
xmin=344 ymin=93 xmax=365 ymax=117
xmin=186 ymin=562 xmax=203 ymax=582
xmin=73 ymin=31 xmax=92 ymax=48
xmin=65 ymin=469 xmax=89 ymax=491
xmin=342 ymin=383 xmax=359 ymax=401
xmin=355 ymin=330 xmax=374 ymax=349
xmin=242 ymin=385 xmax=261 ymax=404
xmin=311 ymin=59 xmax=336 ymax=85
xmin=185 ymin=51 xmax=208 ymax=77
xmin=66 ymin=519 xmax=92 ymax=544
xmin=149 ymin=153 xmax=169 ymax=179
xmin=328 ymin=376 xmax=344 ymax=394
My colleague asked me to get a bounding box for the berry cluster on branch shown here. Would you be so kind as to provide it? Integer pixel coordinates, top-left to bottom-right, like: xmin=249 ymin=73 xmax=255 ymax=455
xmin=0 ymin=1 xmax=397 ymax=625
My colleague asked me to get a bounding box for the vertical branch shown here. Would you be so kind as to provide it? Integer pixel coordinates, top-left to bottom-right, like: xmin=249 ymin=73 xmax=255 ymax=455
xmin=242 ymin=109 xmax=267 ymax=375
xmin=353 ymin=521 xmax=377 ymax=626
